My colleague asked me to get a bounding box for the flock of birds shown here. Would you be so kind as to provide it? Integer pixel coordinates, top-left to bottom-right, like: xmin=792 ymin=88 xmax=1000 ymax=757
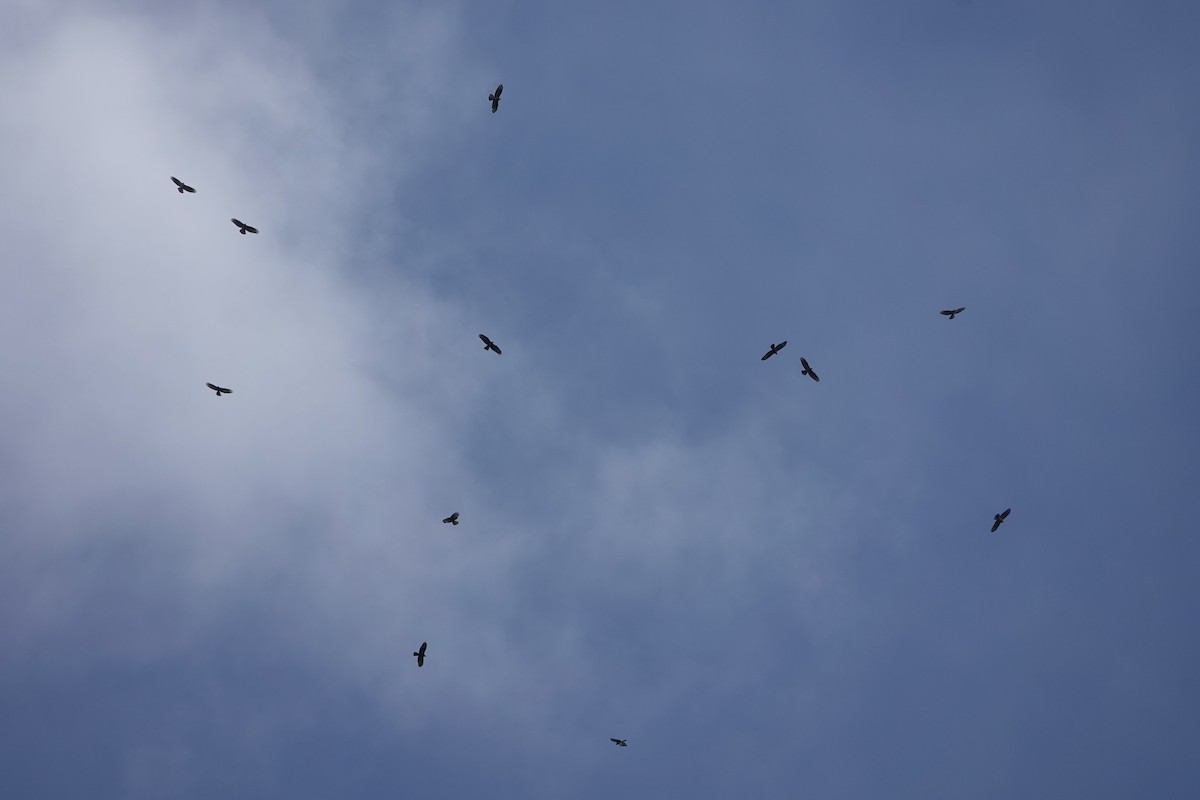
xmin=171 ymin=82 xmax=1012 ymax=751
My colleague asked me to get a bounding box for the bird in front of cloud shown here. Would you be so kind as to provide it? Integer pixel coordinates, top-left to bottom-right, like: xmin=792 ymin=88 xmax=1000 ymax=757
xmin=941 ymin=307 xmax=966 ymax=320
xmin=479 ymin=334 xmax=502 ymax=355
xmin=170 ymin=176 xmax=196 ymax=194
xmin=991 ymin=508 xmax=1011 ymax=533
xmin=442 ymin=512 xmax=460 ymax=526
xmin=205 ymin=382 xmax=232 ymax=396
xmin=489 ymin=83 xmax=503 ymax=113
xmin=761 ymin=340 xmax=787 ymax=361
xmin=800 ymin=357 xmax=820 ymax=382
xmin=610 ymin=738 xmax=628 ymax=747
xmin=413 ymin=642 xmax=428 ymax=667
xmin=231 ymin=218 xmax=258 ymax=235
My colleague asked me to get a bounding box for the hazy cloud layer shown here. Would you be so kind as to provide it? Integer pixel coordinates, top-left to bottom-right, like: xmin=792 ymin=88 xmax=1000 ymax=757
xmin=2 ymin=2 xmax=1198 ymax=798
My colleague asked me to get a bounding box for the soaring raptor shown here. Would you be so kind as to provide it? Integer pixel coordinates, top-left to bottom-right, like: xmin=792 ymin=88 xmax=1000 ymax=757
xmin=761 ymin=341 xmax=787 ymax=361
xmin=479 ymin=334 xmax=502 ymax=355
xmin=489 ymin=83 xmax=504 ymax=113
xmin=800 ymin=357 xmax=820 ymax=382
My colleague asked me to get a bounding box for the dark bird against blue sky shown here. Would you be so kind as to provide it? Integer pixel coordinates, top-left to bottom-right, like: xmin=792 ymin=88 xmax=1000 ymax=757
xmin=761 ymin=340 xmax=787 ymax=361
xmin=231 ymin=218 xmax=258 ymax=235
xmin=442 ymin=512 xmax=459 ymax=525
xmin=800 ymin=357 xmax=820 ymax=382
xmin=205 ymin=382 xmax=231 ymax=396
xmin=991 ymin=508 xmax=1011 ymax=533
xmin=413 ymin=641 xmax=427 ymax=668
xmin=940 ymin=307 xmax=966 ymax=320
xmin=489 ymin=83 xmax=503 ymax=113
xmin=479 ymin=334 xmax=501 ymax=355
xmin=170 ymin=176 xmax=196 ymax=193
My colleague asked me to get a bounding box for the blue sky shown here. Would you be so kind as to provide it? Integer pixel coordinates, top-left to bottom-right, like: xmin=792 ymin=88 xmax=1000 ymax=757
xmin=1 ymin=1 xmax=1198 ymax=797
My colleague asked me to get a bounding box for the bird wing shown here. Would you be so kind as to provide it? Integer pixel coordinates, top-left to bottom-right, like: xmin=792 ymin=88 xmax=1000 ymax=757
xmin=941 ymin=310 xmax=953 ymax=316
xmin=1000 ymin=508 xmax=1011 ymax=520
xmin=495 ymin=84 xmax=503 ymax=97
xmin=479 ymin=334 xmax=491 ymax=345
xmin=245 ymin=225 xmax=258 ymax=234
xmin=171 ymin=177 xmax=184 ymax=187
xmin=492 ymin=343 xmax=502 ymax=354
xmin=206 ymin=383 xmax=218 ymax=391
xmin=222 ymin=388 xmax=232 ymax=394
xmin=955 ymin=307 xmax=966 ymax=314
xmin=419 ymin=642 xmax=427 ymax=655
xmin=610 ymin=738 xmax=621 ymax=744
xmin=991 ymin=519 xmax=1001 ymax=532
xmin=416 ymin=654 xmax=424 ymax=667
xmin=491 ymin=98 xmax=499 ymax=112
xmin=231 ymin=218 xmax=243 ymax=227
xmin=183 ymin=185 xmax=195 ymax=193
xmin=761 ymin=350 xmax=772 ymax=361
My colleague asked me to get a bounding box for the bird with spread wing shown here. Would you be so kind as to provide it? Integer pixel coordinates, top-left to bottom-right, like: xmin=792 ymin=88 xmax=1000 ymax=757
xmin=761 ymin=340 xmax=787 ymax=361
xmin=800 ymin=357 xmax=820 ymax=382
xmin=479 ymin=334 xmax=502 ymax=355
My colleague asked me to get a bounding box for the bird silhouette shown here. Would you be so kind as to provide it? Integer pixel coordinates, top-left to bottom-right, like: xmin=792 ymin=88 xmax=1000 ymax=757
xmin=800 ymin=357 xmax=820 ymax=382
xmin=941 ymin=307 xmax=966 ymax=320
xmin=413 ymin=641 xmax=427 ymax=667
xmin=991 ymin=508 xmax=1011 ymax=533
xmin=610 ymin=738 xmax=628 ymax=747
xmin=205 ymin=382 xmax=232 ymax=396
xmin=761 ymin=340 xmax=787 ymax=361
xmin=479 ymin=334 xmax=502 ymax=355
xmin=231 ymin=218 xmax=259 ymax=235
xmin=442 ymin=512 xmax=460 ymax=526
xmin=489 ymin=83 xmax=504 ymax=113
xmin=170 ymin=176 xmax=196 ymax=194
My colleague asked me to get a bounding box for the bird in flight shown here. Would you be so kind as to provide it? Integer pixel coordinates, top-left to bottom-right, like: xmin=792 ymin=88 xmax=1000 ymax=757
xmin=413 ymin=641 xmax=428 ymax=667
xmin=610 ymin=738 xmax=628 ymax=747
xmin=761 ymin=340 xmax=787 ymax=361
xmin=489 ymin=83 xmax=504 ymax=113
xmin=990 ymin=508 xmax=1011 ymax=533
xmin=170 ymin=177 xmax=196 ymax=194
xmin=800 ymin=357 xmax=820 ymax=382
xmin=205 ymin=382 xmax=232 ymax=396
xmin=231 ymin=218 xmax=259 ymax=235
xmin=479 ymin=334 xmax=502 ymax=355
xmin=940 ymin=307 xmax=966 ymax=320
xmin=442 ymin=512 xmax=460 ymax=526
